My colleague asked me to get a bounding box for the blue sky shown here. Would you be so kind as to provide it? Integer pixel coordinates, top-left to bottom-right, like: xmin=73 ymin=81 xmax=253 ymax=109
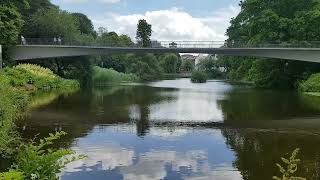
xmin=50 ymin=0 xmax=241 ymax=41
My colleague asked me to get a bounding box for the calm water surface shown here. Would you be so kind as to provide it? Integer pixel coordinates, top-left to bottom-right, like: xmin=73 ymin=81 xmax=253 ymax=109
xmin=18 ymin=79 xmax=320 ymax=180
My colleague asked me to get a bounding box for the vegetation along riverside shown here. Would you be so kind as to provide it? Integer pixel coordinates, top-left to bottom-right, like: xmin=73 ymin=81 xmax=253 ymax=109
xmin=2 ymin=0 xmax=320 ymax=179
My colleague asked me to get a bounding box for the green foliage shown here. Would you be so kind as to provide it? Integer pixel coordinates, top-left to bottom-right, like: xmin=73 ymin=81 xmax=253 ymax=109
xmin=24 ymin=8 xmax=79 ymax=38
xmin=97 ymin=31 xmax=133 ymax=47
xmin=0 ymin=5 xmax=24 ymax=45
xmin=273 ymin=148 xmax=306 ymax=180
xmin=136 ymin=19 xmax=152 ymax=47
xmin=0 ymin=64 xmax=80 ymax=91
xmin=0 ymin=88 xmax=28 ymax=158
xmin=126 ymin=54 xmax=163 ymax=80
xmin=10 ymin=131 xmax=85 ymax=180
xmin=20 ymin=0 xmax=55 ymax=19
xmin=92 ymin=66 xmax=139 ymax=85
xmin=191 ymin=70 xmax=207 ymax=83
xmin=219 ymin=0 xmax=320 ymax=88
xmin=160 ymin=54 xmax=180 ymax=73
xmin=197 ymin=57 xmax=225 ymax=79
xmin=72 ymin=13 xmax=95 ymax=36
xmin=0 ymin=171 xmax=24 ymax=180
xmin=299 ymin=73 xmax=320 ymax=92
xmin=181 ymin=60 xmax=194 ymax=72
xmin=0 ymin=64 xmax=79 ymax=159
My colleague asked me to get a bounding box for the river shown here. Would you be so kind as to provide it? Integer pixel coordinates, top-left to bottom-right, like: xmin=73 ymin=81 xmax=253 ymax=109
xmin=18 ymin=78 xmax=320 ymax=180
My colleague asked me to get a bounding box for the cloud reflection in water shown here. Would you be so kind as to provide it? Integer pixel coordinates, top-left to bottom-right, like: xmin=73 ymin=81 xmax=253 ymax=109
xmin=61 ymin=125 xmax=242 ymax=180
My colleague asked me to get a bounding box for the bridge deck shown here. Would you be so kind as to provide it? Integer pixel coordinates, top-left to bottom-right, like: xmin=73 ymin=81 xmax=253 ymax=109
xmin=10 ymin=45 xmax=320 ymax=63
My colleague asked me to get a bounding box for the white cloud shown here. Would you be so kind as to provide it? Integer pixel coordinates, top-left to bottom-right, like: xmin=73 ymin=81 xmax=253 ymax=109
xmin=60 ymin=0 xmax=120 ymax=4
xmin=91 ymin=6 xmax=240 ymax=41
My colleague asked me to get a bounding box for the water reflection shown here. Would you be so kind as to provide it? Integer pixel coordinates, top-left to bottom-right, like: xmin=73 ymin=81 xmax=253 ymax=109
xmin=18 ymin=78 xmax=320 ymax=180
xmin=61 ymin=126 xmax=240 ymax=180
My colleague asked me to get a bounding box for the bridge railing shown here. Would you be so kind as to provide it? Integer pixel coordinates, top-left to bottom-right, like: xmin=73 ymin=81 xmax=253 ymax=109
xmin=18 ymin=38 xmax=320 ymax=48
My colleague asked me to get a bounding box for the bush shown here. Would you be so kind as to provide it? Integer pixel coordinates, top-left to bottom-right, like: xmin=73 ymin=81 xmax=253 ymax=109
xmin=299 ymin=73 xmax=320 ymax=92
xmin=0 ymin=89 xmax=29 ymax=158
xmin=9 ymin=132 xmax=84 ymax=180
xmin=0 ymin=64 xmax=80 ymax=91
xmin=191 ymin=70 xmax=207 ymax=83
xmin=92 ymin=66 xmax=139 ymax=85
xmin=0 ymin=171 xmax=24 ymax=180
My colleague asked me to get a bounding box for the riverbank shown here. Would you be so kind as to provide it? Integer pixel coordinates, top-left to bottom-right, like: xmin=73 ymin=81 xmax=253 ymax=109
xmin=0 ymin=64 xmax=80 ymax=178
xmin=299 ymin=73 xmax=320 ymax=96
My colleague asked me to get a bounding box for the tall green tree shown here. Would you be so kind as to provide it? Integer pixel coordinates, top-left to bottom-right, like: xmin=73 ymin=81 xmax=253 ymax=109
xmin=24 ymin=8 xmax=79 ymax=39
xmin=0 ymin=5 xmax=23 ymax=45
xmin=160 ymin=54 xmax=179 ymax=73
xmin=98 ymin=31 xmax=133 ymax=47
xmin=72 ymin=13 xmax=95 ymax=36
xmin=136 ymin=19 xmax=152 ymax=47
xmin=221 ymin=0 xmax=320 ymax=88
xmin=22 ymin=0 xmax=55 ymax=18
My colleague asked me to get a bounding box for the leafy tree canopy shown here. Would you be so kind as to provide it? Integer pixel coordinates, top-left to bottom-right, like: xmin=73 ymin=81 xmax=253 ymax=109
xmin=0 ymin=5 xmax=23 ymax=45
xmin=136 ymin=19 xmax=152 ymax=47
xmin=220 ymin=0 xmax=320 ymax=88
xmin=72 ymin=13 xmax=95 ymax=36
xmin=24 ymin=8 xmax=80 ymax=39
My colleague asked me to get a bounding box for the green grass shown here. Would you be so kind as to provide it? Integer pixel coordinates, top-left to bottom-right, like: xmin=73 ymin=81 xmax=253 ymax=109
xmin=92 ymin=66 xmax=139 ymax=86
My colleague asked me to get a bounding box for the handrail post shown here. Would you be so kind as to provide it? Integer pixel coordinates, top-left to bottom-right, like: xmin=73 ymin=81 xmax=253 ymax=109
xmin=0 ymin=45 xmax=2 ymax=69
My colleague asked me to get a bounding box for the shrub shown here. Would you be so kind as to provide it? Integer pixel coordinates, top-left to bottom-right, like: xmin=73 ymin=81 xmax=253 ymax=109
xmin=0 ymin=171 xmax=24 ymax=180
xmin=92 ymin=66 xmax=139 ymax=85
xmin=299 ymin=73 xmax=320 ymax=92
xmin=191 ymin=70 xmax=207 ymax=83
xmin=0 ymin=64 xmax=80 ymax=91
xmin=0 ymin=89 xmax=28 ymax=158
xmin=10 ymin=132 xmax=85 ymax=180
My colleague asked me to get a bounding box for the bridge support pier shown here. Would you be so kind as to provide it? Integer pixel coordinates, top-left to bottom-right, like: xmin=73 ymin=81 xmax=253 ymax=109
xmin=0 ymin=45 xmax=2 ymax=69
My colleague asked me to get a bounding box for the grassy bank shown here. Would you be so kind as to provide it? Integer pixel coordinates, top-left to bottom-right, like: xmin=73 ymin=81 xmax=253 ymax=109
xmin=0 ymin=64 xmax=80 ymax=178
xmin=299 ymin=73 xmax=320 ymax=96
xmin=92 ymin=66 xmax=139 ymax=86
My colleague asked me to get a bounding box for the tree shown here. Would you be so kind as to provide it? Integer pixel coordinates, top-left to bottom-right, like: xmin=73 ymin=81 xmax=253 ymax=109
xmin=160 ymin=54 xmax=179 ymax=73
xmin=97 ymin=31 xmax=133 ymax=47
xmin=72 ymin=13 xmax=95 ymax=36
xmin=97 ymin=27 xmax=107 ymax=36
xmin=24 ymin=8 xmax=79 ymax=39
xmin=182 ymin=60 xmax=194 ymax=72
xmin=220 ymin=0 xmax=320 ymax=88
xmin=197 ymin=57 xmax=224 ymax=79
xmin=136 ymin=19 xmax=152 ymax=47
xmin=0 ymin=5 xmax=23 ymax=45
xmin=0 ymin=5 xmax=24 ymax=66
xmin=21 ymin=0 xmax=55 ymax=18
